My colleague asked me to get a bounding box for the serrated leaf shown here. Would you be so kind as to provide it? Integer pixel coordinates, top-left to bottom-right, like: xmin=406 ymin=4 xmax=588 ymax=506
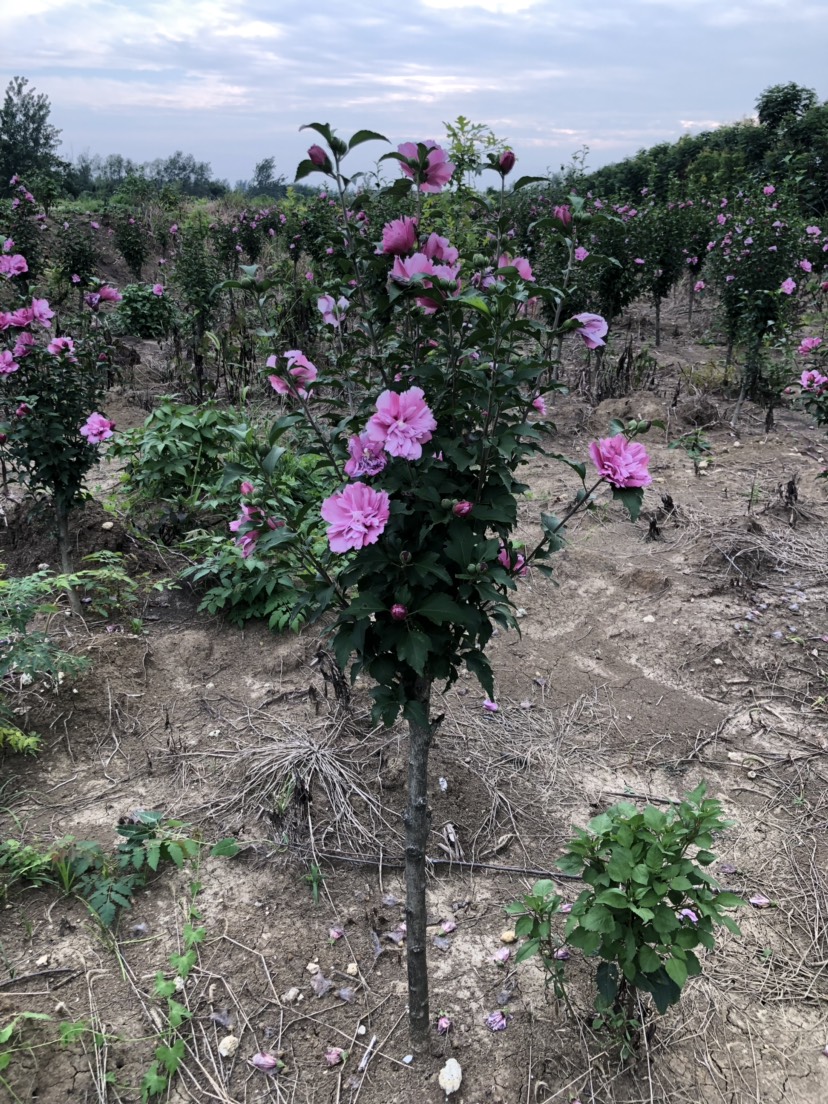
xmin=348 ymin=129 xmax=388 ymax=151
xmin=665 ymin=955 xmax=688 ymax=988
xmin=210 ymin=838 xmax=239 ymax=858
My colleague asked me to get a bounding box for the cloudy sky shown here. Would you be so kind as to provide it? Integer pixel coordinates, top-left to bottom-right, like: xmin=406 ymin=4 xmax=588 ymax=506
xmin=3 ymin=0 xmax=826 ymax=184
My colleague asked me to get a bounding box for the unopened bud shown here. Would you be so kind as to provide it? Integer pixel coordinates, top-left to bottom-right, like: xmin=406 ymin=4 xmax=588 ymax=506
xmin=399 ymin=551 xmax=412 ymax=565
xmin=390 ymin=604 xmax=408 ymax=621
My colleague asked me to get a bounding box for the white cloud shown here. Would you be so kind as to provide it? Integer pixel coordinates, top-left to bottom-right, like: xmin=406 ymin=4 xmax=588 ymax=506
xmin=419 ymin=0 xmax=544 ymax=11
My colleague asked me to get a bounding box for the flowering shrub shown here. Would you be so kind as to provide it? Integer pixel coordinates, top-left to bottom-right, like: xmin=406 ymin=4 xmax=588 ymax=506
xmin=223 ymin=120 xmax=654 ymax=1043
xmin=0 ymin=242 xmax=114 ymax=590
xmin=113 ymin=282 xmax=175 ymax=340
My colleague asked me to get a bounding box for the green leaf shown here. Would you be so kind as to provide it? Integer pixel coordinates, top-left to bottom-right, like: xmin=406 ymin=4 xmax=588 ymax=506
xmin=141 ymin=1062 xmax=167 ymax=1101
xmin=665 ymin=956 xmax=688 ymax=988
xmin=396 ymin=630 xmax=431 ymax=676
xmin=210 ymin=838 xmax=240 ymax=858
xmin=638 ymin=945 xmax=661 ymax=973
xmin=415 ymin=593 xmax=474 ymax=627
xmin=596 ymin=961 xmax=618 ymax=1006
xmin=167 ymin=1000 xmax=192 ymax=1030
xmin=156 ymin=1039 xmax=185 ymax=1075
xmin=595 ymin=889 xmax=629 ymax=909
xmin=567 ymin=927 xmax=601 ymax=954
xmin=514 ymin=938 xmax=541 ymax=963
xmin=348 ymin=129 xmax=388 ymax=151
xmin=580 ymin=905 xmax=617 ymax=933
xmin=611 ymin=486 xmax=644 ymax=522
xmin=513 ymin=174 xmax=550 ymax=190
xmin=262 ymin=445 xmax=285 ymax=475
xmin=713 ymin=892 xmax=744 ymax=910
xmin=166 ymin=842 xmax=185 ymax=868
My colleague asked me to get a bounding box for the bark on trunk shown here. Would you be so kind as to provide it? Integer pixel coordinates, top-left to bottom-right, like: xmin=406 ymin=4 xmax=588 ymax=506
xmin=404 ymin=676 xmax=433 ymax=1046
xmin=55 ymin=501 xmax=81 ymax=615
xmin=654 ymin=298 xmax=662 ymax=347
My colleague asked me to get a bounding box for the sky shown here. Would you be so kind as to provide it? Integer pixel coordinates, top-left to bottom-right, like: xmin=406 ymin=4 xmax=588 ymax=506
xmin=2 ymin=0 xmax=827 ymax=184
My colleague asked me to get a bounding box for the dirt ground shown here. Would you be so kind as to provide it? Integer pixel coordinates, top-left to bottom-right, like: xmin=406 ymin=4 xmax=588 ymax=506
xmin=1 ymin=290 xmax=827 ymax=1104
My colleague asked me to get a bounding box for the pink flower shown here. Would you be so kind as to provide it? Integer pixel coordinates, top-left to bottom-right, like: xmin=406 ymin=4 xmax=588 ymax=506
xmin=307 ymin=144 xmax=328 ymax=168
xmin=381 ymin=216 xmax=418 ymax=255
xmin=152 ymin=283 xmax=164 ymax=296
xmin=799 ymin=259 xmax=813 ymax=272
xmin=780 ymin=278 xmax=797 ymax=295
xmin=498 ymin=254 xmax=534 ymax=282
xmin=71 ymin=273 xmax=80 ymax=283
xmin=390 ymin=251 xmax=435 ymax=284
xmin=344 ymin=433 xmax=387 ymax=479
xmin=763 ymin=185 xmax=775 ymax=195
xmin=573 ymin=312 xmax=608 ymax=349
xmin=267 ymin=350 xmax=318 ymax=398
xmin=483 ymin=699 xmax=498 ymax=712
xmin=634 ymin=257 xmax=645 ymax=265
xmin=492 ymin=947 xmax=511 ymax=963
xmin=169 ymin=223 xmax=179 ymax=235
xmin=84 ymin=293 xmax=101 ymax=309
xmin=678 ymin=908 xmax=699 ymax=924
xmin=321 ymin=482 xmax=390 ymax=553
xmin=240 ymin=481 xmax=255 ymax=496
xmin=90 ymin=221 xmax=100 ymax=229
xmin=498 ymin=544 xmax=528 ymax=577
xmin=98 ymin=285 xmax=122 ymax=303
xmin=574 ymin=246 xmax=589 ymax=262
xmin=498 ymin=150 xmax=516 ymax=175
xmin=31 ymin=299 xmax=54 ymax=328
xmin=317 ymin=294 xmax=349 ymax=327
xmin=694 ymin=280 xmax=705 ymax=292
xmin=453 ymin=501 xmax=472 ymax=517
xmin=436 ymin=1014 xmax=453 ymax=1035
xmin=798 ymin=337 xmax=823 ymax=356
xmin=485 ymin=1011 xmax=509 ymax=1032
xmin=422 ymin=232 xmax=458 ymax=265
xmin=3 ymin=307 xmax=33 ymax=328
xmin=532 ymin=395 xmax=547 ymax=415
xmin=365 ymin=386 xmax=437 ymax=460
xmin=80 ymin=412 xmax=116 ymax=444
xmin=397 ymin=141 xmax=455 ymax=193
xmin=553 ymin=204 xmax=571 ymax=226
xmin=47 ymin=336 xmax=76 ymax=358
xmin=250 ymin=1053 xmax=280 ymax=1071
xmin=390 ymin=603 xmax=408 ymax=621
xmin=806 ymin=225 xmax=821 ymax=236
xmin=305 ymin=270 xmax=314 ymax=281
xmin=2 ymin=238 xmax=13 ymax=251
xmin=726 ymin=274 xmax=735 ymax=283
xmin=15 ymin=403 xmax=30 ymax=418
xmin=0 ymin=350 xmax=19 ymax=375
xmin=589 ymin=436 xmax=652 ymax=488
xmin=0 ymin=254 xmax=27 ymax=278
xmin=801 ymin=369 xmax=828 ymax=392
xmin=325 ymin=1047 xmax=347 ymax=1067
xmin=12 ymin=332 xmax=34 ymax=358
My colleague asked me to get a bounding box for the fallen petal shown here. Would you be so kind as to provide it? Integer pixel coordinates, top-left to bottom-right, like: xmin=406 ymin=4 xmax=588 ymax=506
xmin=325 ymin=1046 xmax=347 ymax=1067
xmin=250 ymin=1052 xmax=281 ymax=1071
xmin=485 ymin=1010 xmax=509 ymax=1032
xmin=749 ymin=894 xmax=773 ymax=909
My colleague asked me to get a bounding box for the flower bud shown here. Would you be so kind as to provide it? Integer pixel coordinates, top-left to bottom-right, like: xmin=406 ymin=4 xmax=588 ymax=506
xmin=390 ymin=603 xmax=408 ymax=621
xmin=240 ymin=481 xmax=255 ymax=496
xmin=441 ymin=498 xmax=453 ymax=509
xmin=0 ymin=433 xmax=6 ymax=444
xmin=498 ymin=150 xmax=516 ymax=175
xmin=453 ymin=501 xmax=473 ymax=517
xmin=399 ymin=551 xmax=412 ymax=565
xmin=637 ymin=420 xmax=651 ymax=432
xmin=477 ymin=562 xmax=488 ymax=574
xmin=308 ymin=144 xmax=328 ymax=167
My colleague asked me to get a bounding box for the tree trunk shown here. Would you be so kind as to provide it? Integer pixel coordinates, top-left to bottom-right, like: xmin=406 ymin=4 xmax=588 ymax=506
xmin=55 ymin=500 xmax=81 ymax=615
xmin=404 ymin=676 xmax=433 ymax=1046
xmin=654 ymin=298 xmax=662 ymax=347
xmin=687 ymin=280 xmax=694 ymax=324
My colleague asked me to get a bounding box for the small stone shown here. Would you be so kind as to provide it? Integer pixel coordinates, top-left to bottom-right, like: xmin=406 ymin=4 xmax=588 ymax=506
xmin=35 ymin=954 xmax=50 ymax=967
xmin=281 ymin=987 xmax=300 ymax=1004
xmin=218 ymin=1035 xmax=239 ymax=1058
xmin=641 ymin=615 xmax=655 ymax=624
xmin=305 ymin=962 xmax=320 ymax=976
xmin=713 ymin=658 xmax=724 ymax=666
xmin=500 ymin=930 xmax=517 ymax=944
xmin=356 ymin=1025 xmax=367 ymax=1036
xmin=438 ymin=1057 xmax=463 ymax=1096
xmin=345 ymin=962 xmax=359 ymax=977
xmin=402 ymin=1054 xmax=414 ymax=1065
xmin=100 ymin=521 xmax=115 ymax=531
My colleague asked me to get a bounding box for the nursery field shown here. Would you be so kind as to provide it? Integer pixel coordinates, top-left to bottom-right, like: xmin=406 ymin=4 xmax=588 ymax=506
xmin=1 ymin=302 xmax=827 ymax=1103
xmin=1 ymin=128 xmax=828 ymax=1104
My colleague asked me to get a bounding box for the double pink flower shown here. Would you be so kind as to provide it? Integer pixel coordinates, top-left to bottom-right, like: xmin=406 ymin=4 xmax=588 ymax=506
xmin=589 ymin=436 xmax=652 ymax=489
xmin=398 ymin=141 xmax=455 ymax=193
xmin=267 ymin=350 xmax=318 ymax=398
xmin=365 ymin=386 xmax=437 ymax=461
xmin=321 ymin=482 xmax=390 ymax=553
xmin=80 ymin=412 xmax=116 ymax=444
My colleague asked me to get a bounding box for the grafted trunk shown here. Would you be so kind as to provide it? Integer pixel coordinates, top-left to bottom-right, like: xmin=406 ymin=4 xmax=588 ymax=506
xmin=404 ymin=676 xmax=433 ymax=1045
xmin=55 ymin=500 xmax=81 ymax=615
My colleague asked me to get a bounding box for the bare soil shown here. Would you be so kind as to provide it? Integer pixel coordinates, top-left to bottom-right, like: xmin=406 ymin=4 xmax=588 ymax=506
xmin=1 ymin=294 xmax=827 ymax=1104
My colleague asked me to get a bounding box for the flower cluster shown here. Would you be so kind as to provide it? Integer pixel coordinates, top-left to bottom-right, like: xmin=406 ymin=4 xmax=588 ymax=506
xmin=228 ymin=491 xmax=285 ymax=559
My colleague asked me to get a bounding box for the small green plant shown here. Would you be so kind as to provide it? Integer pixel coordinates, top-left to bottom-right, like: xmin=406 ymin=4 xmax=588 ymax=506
xmin=504 ymin=879 xmax=568 ymax=1002
xmin=64 ymin=551 xmax=141 ymax=620
xmin=0 ymin=1012 xmax=107 ymax=1103
xmin=668 ymin=428 xmax=713 ymax=474
xmin=556 ymin=784 xmax=742 ymax=1054
xmin=303 ymin=862 xmax=325 ymax=905
xmin=0 ymin=565 xmax=89 ymax=748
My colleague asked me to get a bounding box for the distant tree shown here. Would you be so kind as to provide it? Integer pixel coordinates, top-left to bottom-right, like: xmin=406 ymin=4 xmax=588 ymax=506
xmin=249 ymin=156 xmax=286 ymax=198
xmin=0 ymin=76 xmax=62 ymax=194
xmin=756 ymin=82 xmax=819 ymax=133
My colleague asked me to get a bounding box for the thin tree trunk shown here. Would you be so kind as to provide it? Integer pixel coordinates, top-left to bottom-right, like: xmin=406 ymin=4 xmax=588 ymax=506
xmin=404 ymin=676 xmax=433 ymax=1046
xmin=687 ymin=281 xmax=694 ymax=324
xmin=654 ymin=298 xmax=661 ymax=347
xmin=55 ymin=501 xmax=81 ymax=615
